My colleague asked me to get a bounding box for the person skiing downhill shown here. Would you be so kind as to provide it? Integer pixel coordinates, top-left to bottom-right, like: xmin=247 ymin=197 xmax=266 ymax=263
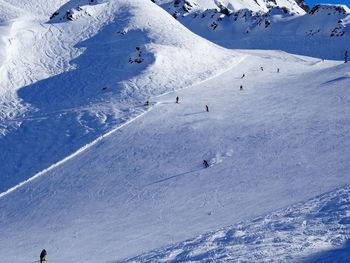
xmin=241 ymin=73 xmax=245 ymax=79
xmin=240 ymin=85 xmax=243 ymax=90
xmin=205 ymin=105 xmax=209 ymax=112
xmin=176 ymin=96 xmax=179 ymax=103
xmin=40 ymin=249 xmax=47 ymax=263
xmin=203 ymin=160 xmax=209 ymax=168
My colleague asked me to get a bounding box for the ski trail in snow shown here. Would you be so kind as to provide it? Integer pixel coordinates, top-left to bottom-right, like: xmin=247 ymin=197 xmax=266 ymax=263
xmin=0 ymin=106 xmax=154 ymax=199
xmin=153 ymin=54 xmax=247 ymax=99
xmin=0 ymin=54 xmax=247 ymax=198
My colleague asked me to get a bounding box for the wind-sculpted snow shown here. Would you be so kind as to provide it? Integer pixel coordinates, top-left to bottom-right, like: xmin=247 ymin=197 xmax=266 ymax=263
xmin=122 ymin=185 xmax=350 ymax=262
xmin=0 ymin=0 xmax=236 ymax=191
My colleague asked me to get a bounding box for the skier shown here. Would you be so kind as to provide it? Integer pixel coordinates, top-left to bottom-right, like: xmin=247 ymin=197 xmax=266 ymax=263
xmin=205 ymin=105 xmax=209 ymax=112
xmin=144 ymin=100 xmax=149 ymax=106
xmin=40 ymin=249 xmax=47 ymax=263
xmin=260 ymin=66 xmax=264 ymax=71
xmin=240 ymin=85 xmax=243 ymax=91
xmin=241 ymin=73 xmax=245 ymax=79
xmin=277 ymin=68 xmax=280 ymax=73
xmin=203 ymin=160 xmax=209 ymax=168
xmin=176 ymin=96 xmax=179 ymax=103
xmin=345 ymin=50 xmax=348 ymax=63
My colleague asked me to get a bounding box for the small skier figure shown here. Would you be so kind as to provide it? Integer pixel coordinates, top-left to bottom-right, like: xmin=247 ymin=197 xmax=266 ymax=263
xmin=205 ymin=105 xmax=209 ymax=112
xmin=203 ymin=160 xmax=209 ymax=168
xmin=260 ymin=66 xmax=264 ymax=71
xmin=241 ymin=73 xmax=245 ymax=79
xmin=240 ymin=85 xmax=243 ymax=91
xmin=176 ymin=96 xmax=179 ymax=103
xmin=144 ymin=100 xmax=149 ymax=106
xmin=277 ymin=68 xmax=280 ymax=73
xmin=40 ymin=249 xmax=47 ymax=263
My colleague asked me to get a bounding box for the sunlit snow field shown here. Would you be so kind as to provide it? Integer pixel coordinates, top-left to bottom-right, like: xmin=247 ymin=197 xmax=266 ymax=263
xmin=0 ymin=0 xmax=350 ymax=262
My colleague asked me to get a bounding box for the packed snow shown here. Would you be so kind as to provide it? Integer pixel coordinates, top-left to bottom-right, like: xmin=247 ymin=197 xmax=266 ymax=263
xmin=0 ymin=0 xmax=350 ymax=262
xmin=1 ymin=48 xmax=350 ymax=262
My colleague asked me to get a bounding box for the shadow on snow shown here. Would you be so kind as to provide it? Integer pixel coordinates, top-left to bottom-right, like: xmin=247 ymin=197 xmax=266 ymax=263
xmin=301 ymin=240 xmax=350 ymax=263
xmin=0 ymin=15 xmax=155 ymax=192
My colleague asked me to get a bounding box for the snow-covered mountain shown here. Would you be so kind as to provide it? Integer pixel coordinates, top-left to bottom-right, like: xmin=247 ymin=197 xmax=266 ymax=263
xmin=157 ymin=0 xmax=309 ymax=14
xmin=0 ymin=0 xmax=237 ymax=192
xmin=157 ymin=0 xmax=350 ymax=59
xmin=0 ymin=0 xmax=350 ymax=262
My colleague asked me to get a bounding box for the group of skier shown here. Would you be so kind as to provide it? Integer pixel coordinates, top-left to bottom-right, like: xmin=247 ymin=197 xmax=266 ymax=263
xmin=240 ymin=67 xmax=280 ymax=90
xmin=142 ymin=66 xmax=282 ymax=169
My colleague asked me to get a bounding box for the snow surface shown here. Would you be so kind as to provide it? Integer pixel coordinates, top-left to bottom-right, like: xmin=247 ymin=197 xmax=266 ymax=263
xmin=0 ymin=0 xmax=236 ymax=192
xmin=1 ymin=0 xmax=350 ymax=262
xmin=123 ymin=185 xmax=350 ymax=262
xmin=1 ymin=49 xmax=350 ymax=262
xmin=159 ymin=0 xmax=350 ymax=60
xmin=158 ymin=0 xmax=307 ymax=14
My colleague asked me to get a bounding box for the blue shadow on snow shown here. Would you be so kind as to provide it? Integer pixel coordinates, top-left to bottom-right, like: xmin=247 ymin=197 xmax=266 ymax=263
xmin=301 ymin=240 xmax=350 ymax=263
xmin=0 ymin=13 xmax=155 ymax=192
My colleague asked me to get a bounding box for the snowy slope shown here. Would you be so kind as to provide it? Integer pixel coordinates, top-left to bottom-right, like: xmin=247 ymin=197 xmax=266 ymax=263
xmin=0 ymin=50 xmax=349 ymax=262
xmin=123 ymin=185 xmax=350 ymax=262
xmin=158 ymin=1 xmax=350 ymax=59
xmin=0 ymin=0 xmax=237 ymax=192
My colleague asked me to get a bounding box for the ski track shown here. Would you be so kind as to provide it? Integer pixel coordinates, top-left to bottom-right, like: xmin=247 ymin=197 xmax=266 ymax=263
xmin=0 ymin=52 xmax=347 ymax=262
xmin=0 ymin=0 xmax=240 ymax=192
xmin=0 ymin=107 xmax=152 ymax=199
xmin=0 ymin=0 xmax=350 ymax=262
xmin=0 ymin=53 xmax=246 ymax=199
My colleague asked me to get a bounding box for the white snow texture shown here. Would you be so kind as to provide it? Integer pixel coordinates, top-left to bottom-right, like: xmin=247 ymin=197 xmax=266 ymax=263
xmin=0 ymin=0 xmax=349 ymax=262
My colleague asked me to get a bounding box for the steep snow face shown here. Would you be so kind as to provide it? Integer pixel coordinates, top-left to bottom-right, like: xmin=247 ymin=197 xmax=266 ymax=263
xmin=159 ymin=0 xmax=307 ymax=14
xmin=157 ymin=0 xmax=350 ymax=59
xmin=0 ymin=0 xmax=237 ymax=192
xmin=269 ymin=6 xmax=350 ymax=37
xmin=309 ymin=4 xmax=350 ymax=15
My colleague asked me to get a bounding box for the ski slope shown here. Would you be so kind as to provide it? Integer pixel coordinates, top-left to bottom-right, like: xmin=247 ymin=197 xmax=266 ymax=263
xmin=0 ymin=0 xmax=237 ymax=192
xmin=1 ymin=49 xmax=350 ymax=262
xmin=1 ymin=0 xmax=350 ymax=262
xmin=123 ymin=185 xmax=350 ymax=262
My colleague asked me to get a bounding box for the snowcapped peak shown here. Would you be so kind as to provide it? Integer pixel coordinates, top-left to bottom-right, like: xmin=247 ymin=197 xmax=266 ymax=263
xmin=161 ymin=0 xmax=308 ymax=15
xmin=309 ymin=4 xmax=350 ymax=15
